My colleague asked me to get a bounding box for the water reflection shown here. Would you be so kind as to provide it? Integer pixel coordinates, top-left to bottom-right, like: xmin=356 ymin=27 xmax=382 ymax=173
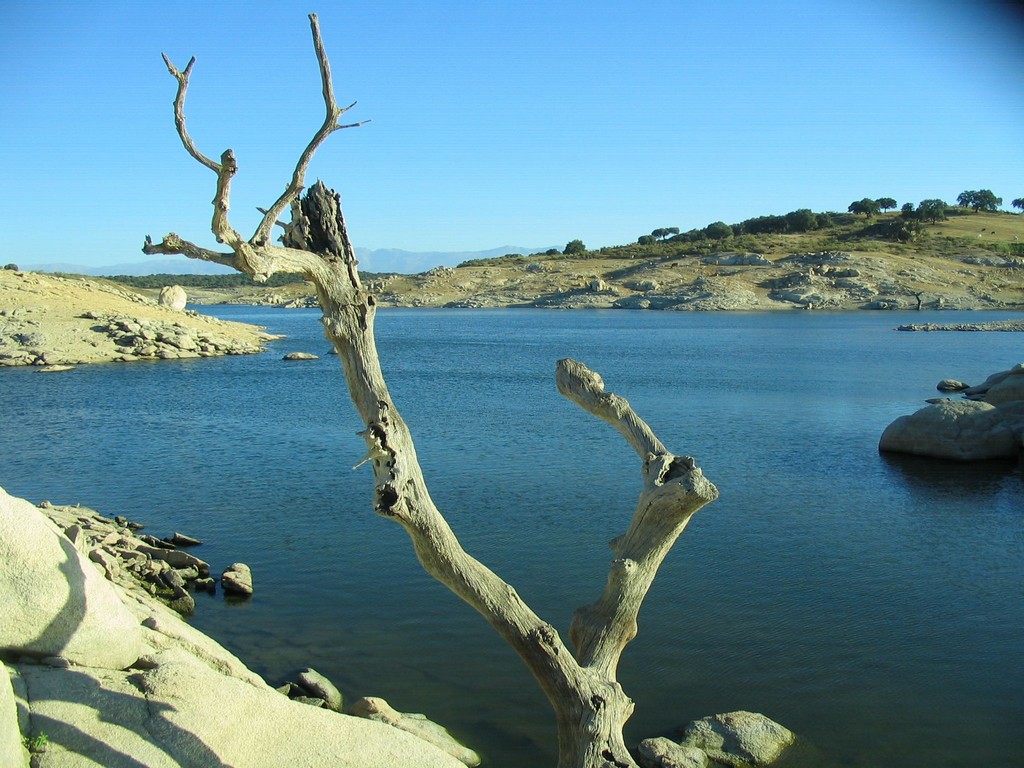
xmin=879 ymin=450 xmax=1022 ymax=495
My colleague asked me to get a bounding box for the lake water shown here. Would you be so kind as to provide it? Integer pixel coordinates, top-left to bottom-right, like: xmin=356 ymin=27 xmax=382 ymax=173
xmin=1 ymin=306 xmax=1022 ymax=767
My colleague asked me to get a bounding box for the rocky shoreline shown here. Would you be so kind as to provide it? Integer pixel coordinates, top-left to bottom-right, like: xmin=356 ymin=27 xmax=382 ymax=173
xmin=0 ymin=488 xmax=478 ymax=767
xmin=179 ymin=247 xmax=1024 ymax=313
xmin=0 ymin=270 xmax=277 ymax=368
xmin=896 ymin=320 xmax=1024 ymax=332
xmin=1 ymin=487 xmax=805 ymax=767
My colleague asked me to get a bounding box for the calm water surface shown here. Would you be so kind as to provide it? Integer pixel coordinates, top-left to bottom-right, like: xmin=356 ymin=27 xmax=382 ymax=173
xmin=1 ymin=307 xmax=1022 ymax=767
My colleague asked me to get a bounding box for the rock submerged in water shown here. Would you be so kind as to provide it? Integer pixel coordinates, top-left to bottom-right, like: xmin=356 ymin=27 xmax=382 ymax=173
xmin=350 ymin=696 xmax=482 ymax=767
xmin=637 ymin=736 xmax=709 ymax=767
xmin=294 ymin=667 xmax=344 ymax=712
xmin=680 ymin=711 xmax=795 ymax=767
xmin=283 ymin=351 xmax=320 ymax=360
xmin=221 ymin=562 xmax=254 ymax=596
xmin=636 ymin=711 xmax=796 ymax=768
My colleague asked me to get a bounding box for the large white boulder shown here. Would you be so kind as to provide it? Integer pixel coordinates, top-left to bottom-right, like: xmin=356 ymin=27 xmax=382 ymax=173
xmin=158 ymin=285 xmax=187 ymax=310
xmin=0 ymin=487 xmax=144 ymax=669
xmin=0 ymin=663 xmax=27 ymax=768
xmin=983 ymin=365 xmax=1024 ymax=406
xmin=878 ymin=399 xmax=1019 ymax=461
xmin=21 ymin=650 xmax=466 ymax=768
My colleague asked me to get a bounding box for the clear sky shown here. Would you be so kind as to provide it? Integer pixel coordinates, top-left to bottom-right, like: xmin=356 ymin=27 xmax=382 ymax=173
xmin=2 ymin=0 xmax=1023 ymax=268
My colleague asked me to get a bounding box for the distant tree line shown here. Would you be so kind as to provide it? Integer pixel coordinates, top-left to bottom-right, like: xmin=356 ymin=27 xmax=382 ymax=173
xmin=626 ymin=189 xmax=1021 ymax=249
xmin=634 ymin=208 xmax=842 ymax=245
xmin=103 ymin=270 xmax=393 ymax=289
xmin=103 ymin=272 xmax=308 ymax=289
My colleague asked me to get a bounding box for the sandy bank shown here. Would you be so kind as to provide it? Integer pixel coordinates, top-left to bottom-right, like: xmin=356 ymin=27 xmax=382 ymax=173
xmin=0 ymin=270 xmax=277 ymax=367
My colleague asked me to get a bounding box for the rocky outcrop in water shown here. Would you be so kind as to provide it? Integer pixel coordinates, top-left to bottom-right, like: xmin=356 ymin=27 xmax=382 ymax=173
xmin=637 ymin=711 xmax=797 ymax=768
xmin=81 ymin=311 xmax=265 ymax=361
xmin=879 ymin=363 xmax=1024 ymax=460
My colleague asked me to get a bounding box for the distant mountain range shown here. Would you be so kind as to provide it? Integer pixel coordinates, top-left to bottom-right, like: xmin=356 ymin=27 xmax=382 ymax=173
xmin=23 ymin=245 xmax=553 ymax=277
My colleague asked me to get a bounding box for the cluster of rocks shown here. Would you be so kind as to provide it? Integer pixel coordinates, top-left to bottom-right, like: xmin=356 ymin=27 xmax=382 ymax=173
xmin=613 ymin=275 xmax=762 ymax=311
xmin=0 ymin=270 xmax=276 ymax=368
xmin=36 ymin=500 xmax=253 ymax=615
xmin=273 ymin=671 xmax=482 ymax=767
xmin=961 ymin=254 xmax=1023 ymax=268
xmin=82 ymin=311 xmax=265 ymax=361
xmin=701 ymin=252 xmax=772 ymax=267
xmin=1 ymin=485 xmax=472 ymax=767
xmin=761 ymin=254 xmax=878 ymax=309
xmin=281 ymin=295 xmax=320 ymax=308
xmin=880 ymin=363 xmax=1024 ymax=460
xmin=638 ymin=711 xmax=798 ymax=768
xmin=896 ymin=320 xmax=1024 ymax=332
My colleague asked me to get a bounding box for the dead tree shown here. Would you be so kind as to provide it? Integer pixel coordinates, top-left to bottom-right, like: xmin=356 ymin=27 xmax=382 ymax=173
xmin=144 ymin=15 xmax=719 ymax=768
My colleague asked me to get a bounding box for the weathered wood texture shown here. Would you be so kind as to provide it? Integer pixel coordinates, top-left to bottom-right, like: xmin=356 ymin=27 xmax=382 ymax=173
xmin=144 ymin=15 xmax=719 ymax=768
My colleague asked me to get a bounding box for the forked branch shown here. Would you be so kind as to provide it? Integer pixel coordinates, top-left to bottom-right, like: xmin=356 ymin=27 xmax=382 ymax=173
xmin=253 ymin=13 xmax=369 ymax=247
xmin=145 ymin=16 xmax=718 ymax=768
xmin=557 ymin=360 xmax=719 ymax=676
xmin=147 ymin=13 xmax=367 ymax=269
xmin=160 ymin=54 xmax=220 ymax=173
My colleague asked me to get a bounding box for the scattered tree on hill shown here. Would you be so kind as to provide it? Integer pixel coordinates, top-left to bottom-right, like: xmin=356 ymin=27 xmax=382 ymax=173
xmin=649 ymin=227 xmax=680 ymax=241
xmin=848 ymin=198 xmax=881 ymax=218
xmin=917 ymin=199 xmax=948 ymax=223
xmin=637 ymin=235 xmax=656 ymax=245
xmin=1012 ymin=198 xmax=1024 ymax=213
xmin=563 ymin=238 xmax=587 ymax=255
xmin=957 ymin=189 xmax=1002 ymax=212
xmin=881 ymin=217 xmax=923 ymax=242
xmin=703 ymin=221 xmax=734 ymax=240
xmin=739 ymin=214 xmax=786 ymax=235
xmin=900 ymin=202 xmax=916 ymax=217
xmin=143 ymin=15 xmax=720 ymax=768
xmin=783 ymin=208 xmax=818 ymax=233
xmin=876 ymin=197 xmax=897 ymax=212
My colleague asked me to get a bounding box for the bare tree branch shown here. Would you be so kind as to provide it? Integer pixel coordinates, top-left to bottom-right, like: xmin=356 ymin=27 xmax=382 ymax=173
xmin=557 ymin=359 xmax=718 ymax=676
xmin=252 ymin=13 xmax=369 ymax=247
xmin=142 ymin=234 xmax=239 ymax=270
xmin=145 ymin=17 xmax=720 ymax=767
xmin=160 ymin=54 xmax=220 ymax=173
xmin=556 ymin=359 xmax=668 ymax=458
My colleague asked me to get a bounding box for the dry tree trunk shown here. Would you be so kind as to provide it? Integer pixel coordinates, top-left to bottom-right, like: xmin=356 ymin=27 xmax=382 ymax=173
xmin=144 ymin=15 xmax=719 ymax=768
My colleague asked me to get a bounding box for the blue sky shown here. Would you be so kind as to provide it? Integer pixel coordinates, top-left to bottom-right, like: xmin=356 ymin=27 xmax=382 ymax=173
xmin=2 ymin=0 xmax=1023 ymax=269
